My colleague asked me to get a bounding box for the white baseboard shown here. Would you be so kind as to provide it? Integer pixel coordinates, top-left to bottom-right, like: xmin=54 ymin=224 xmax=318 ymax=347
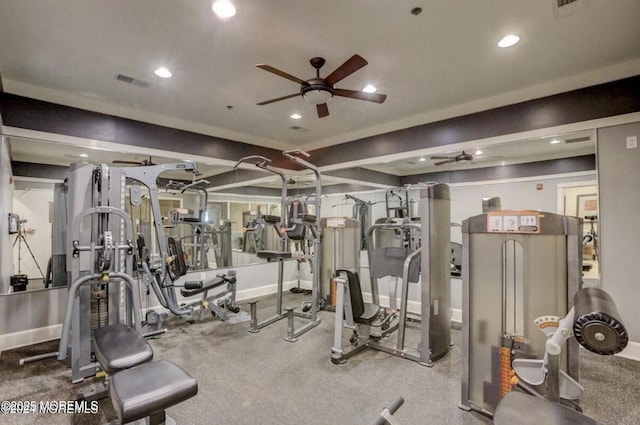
xmin=363 ymin=293 xmax=462 ymax=327
xmin=0 ymin=280 xmax=312 ymax=357
xmin=236 ymin=279 xmax=312 ymax=302
xmin=451 ymin=308 xmax=462 ymax=326
xmin=616 ymin=340 xmax=640 ymax=362
xmin=0 ymin=324 xmax=62 ymax=358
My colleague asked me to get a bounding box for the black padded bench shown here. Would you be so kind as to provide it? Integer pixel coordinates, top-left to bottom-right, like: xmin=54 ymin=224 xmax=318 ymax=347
xmin=94 ymin=323 xmax=153 ymax=373
xmin=257 ymin=250 xmax=292 ymax=261
xmin=93 ymin=323 xmax=198 ymax=424
xmin=110 ymin=359 xmax=197 ymax=424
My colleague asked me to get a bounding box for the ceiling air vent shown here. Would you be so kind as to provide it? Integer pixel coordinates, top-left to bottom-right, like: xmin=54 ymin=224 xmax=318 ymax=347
xmin=289 ymin=126 xmax=309 ymax=132
xmin=552 ymin=0 xmax=589 ymax=18
xmin=565 ymin=136 xmax=591 ymax=144
xmin=115 ymin=74 xmax=150 ymax=89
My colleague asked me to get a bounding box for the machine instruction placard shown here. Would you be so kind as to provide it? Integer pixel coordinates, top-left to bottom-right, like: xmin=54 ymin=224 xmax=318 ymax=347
xmin=486 ymin=210 xmax=540 ymax=233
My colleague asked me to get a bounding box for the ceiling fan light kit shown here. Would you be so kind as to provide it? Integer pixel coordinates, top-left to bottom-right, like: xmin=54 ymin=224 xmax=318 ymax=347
xmin=301 ymin=80 xmax=334 ymax=104
xmin=256 ymin=54 xmax=386 ymax=118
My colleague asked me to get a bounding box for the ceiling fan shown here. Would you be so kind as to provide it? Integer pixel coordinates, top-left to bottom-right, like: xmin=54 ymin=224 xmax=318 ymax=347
xmin=430 ymin=151 xmax=502 ymax=166
xmin=256 ymin=54 xmax=387 ymax=118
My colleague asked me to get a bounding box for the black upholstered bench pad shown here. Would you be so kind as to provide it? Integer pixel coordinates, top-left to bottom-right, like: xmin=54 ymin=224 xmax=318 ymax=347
xmin=110 ymin=359 xmax=198 ymax=423
xmin=94 ymin=324 xmax=153 ymax=373
xmin=180 ymin=277 xmax=226 ymax=297
xmin=257 ymin=250 xmax=292 ymax=260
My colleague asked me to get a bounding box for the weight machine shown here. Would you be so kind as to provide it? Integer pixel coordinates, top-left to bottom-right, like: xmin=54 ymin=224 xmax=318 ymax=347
xmin=235 ymin=149 xmax=323 ymax=341
xmin=331 ymin=183 xmax=451 ymax=365
xmin=494 ymin=287 xmax=628 ymax=425
xmin=344 ymin=194 xmax=373 ymax=250
xmin=164 ymin=179 xmax=233 ymax=270
xmin=460 ymin=210 xmax=583 ymax=416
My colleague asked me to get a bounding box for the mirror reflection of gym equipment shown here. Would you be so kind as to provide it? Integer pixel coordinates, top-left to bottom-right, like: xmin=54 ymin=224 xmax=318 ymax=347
xmin=8 ymin=213 xmax=45 ymax=292
xmin=235 ymin=149 xmax=324 ymax=342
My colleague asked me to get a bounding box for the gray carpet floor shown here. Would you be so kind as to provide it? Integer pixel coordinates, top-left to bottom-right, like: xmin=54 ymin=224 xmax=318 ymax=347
xmin=0 ymin=292 xmax=638 ymax=425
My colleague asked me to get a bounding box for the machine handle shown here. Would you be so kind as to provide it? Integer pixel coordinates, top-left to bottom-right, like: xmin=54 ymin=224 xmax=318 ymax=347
xmin=373 ymin=396 xmax=404 ymax=425
xmin=386 ymin=396 xmax=405 ymax=415
xmin=233 ymin=155 xmax=272 ymax=169
xmin=372 ymin=396 xmax=405 ymax=425
xmin=545 ymin=307 xmax=575 ymax=356
xmin=183 ymin=281 xmax=203 ymax=290
xmin=282 ymin=148 xmax=310 ymax=158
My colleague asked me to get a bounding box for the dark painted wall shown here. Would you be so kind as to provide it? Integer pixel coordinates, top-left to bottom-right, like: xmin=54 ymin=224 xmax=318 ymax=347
xmin=402 ymin=155 xmax=596 ymax=185
xmin=0 ymin=93 xmax=290 ymax=168
xmin=2 ymin=75 xmax=637 ymax=181
xmin=309 ymin=75 xmax=640 ymax=167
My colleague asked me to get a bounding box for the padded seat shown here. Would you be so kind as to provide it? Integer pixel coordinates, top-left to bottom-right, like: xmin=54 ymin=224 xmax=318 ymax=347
xmin=110 ymin=359 xmax=198 ymax=424
xmin=257 ymin=250 xmax=292 ymax=260
xmin=359 ymin=303 xmax=380 ymax=324
xmin=494 ymin=391 xmax=602 ymax=425
xmin=180 ymin=277 xmax=226 ymax=297
xmin=336 ymin=269 xmax=380 ymax=325
xmin=262 ymin=215 xmax=281 ymax=224
xmin=94 ymin=324 xmax=153 ymax=374
xmin=301 ymin=214 xmax=317 ymax=223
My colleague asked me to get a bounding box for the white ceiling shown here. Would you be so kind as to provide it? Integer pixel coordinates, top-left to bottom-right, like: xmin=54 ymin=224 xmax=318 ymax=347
xmin=1 ymin=0 xmax=639 ymax=153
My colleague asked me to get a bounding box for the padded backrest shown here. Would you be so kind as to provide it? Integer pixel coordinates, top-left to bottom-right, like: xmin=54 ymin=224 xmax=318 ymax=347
xmin=168 ymin=236 xmax=187 ymax=277
xmin=370 ymin=247 xmax=420 ymax=282
xmin=286 ymin=199 xmax=306 ymax=240
xmin=336 ymin=269 xmax=365 ymax=319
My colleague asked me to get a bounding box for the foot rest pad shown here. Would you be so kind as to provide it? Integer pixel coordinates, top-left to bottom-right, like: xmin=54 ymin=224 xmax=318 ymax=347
xmin=94 ymin=324 xmax=153 ymax=374
xmin=180 ymin=277 xmax=226 ymax=297
xmin=110 ymin=359 xmax=198 ymax=423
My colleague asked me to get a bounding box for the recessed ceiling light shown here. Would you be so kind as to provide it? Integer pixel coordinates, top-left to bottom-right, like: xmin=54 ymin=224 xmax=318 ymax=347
xmin=79 ymin=153 xmax=88 ymax=158
xmin=290 ymin=113 xmax=302 ymax=120
xmin=212 ymin=0 xmax=236 ymax=18
xmin=498 ymin=34 xmax=520 ymax=48
xmin=550 ymin=139 xmax=562 ymax=144
xmin=475 ymin=150 xmax=483 ymax=155
xmin=154 ymin=67 xmax=172 ymax=78
xmin=419 ymin=157 xmax=426 ymax=162
xmin=363 ymin=84 xmax=377 ymax=93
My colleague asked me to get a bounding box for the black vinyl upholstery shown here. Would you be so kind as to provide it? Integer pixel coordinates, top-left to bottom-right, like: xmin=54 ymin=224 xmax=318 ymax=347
xmin=109 ymin=359 xmax=198 ymax=423
xmin=336 ymin=269 xmax=379 ymax=324
xmin=93 ymin=324 xmax=153 ymax=374
xmin=257 ymin=250 xmax=292 ymax=260
xmin=262 ymin=215 xmax=280 ymax=224
xmin=180 ymin=276 xmax=226 ymax=297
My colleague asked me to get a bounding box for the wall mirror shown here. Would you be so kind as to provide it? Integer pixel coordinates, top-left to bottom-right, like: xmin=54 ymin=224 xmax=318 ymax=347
xmin=2 ymin=126 xmax=598 ymax=294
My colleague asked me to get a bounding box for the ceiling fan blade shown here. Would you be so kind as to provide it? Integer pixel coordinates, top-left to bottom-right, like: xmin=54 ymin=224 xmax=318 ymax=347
xmin=334 ymin=88 xmax=387 ymax=103
xmin=317 ymin=103 xmax=329 ymax=118
xmin=434 ymin=159 xmax=456 ymax=166
xmin=324 ymin=54 xmax=368 ymax=86
xmin=256 ymin=64 xmax=307 ymax=85
xmin=430 ymin=155 xmax=455 ymax=160
xmin=257 ymin=93 xmax=300 ymax=106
